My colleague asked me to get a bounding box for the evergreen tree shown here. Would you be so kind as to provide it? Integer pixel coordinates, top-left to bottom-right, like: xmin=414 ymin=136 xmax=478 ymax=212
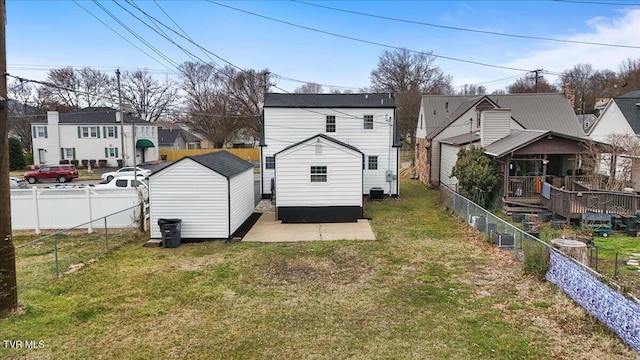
xmin=9 ymin=137 xmax=26 ymax=171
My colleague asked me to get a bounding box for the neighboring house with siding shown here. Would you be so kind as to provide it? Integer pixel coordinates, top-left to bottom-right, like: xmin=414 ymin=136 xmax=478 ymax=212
xmin=31 ymin=107 xmax=158 ymax=167
xmin=158 ymin=128 xmax=201 ymax=151
xmin=587 ymin=90 xmax=640 ymax=189
xmin=415 ymin=93 xmax=585 ymax=187
xmin=261 ymin=93 xmax=400 ymax=207
xmin=148 ymin=151 xmax=255 ymax=240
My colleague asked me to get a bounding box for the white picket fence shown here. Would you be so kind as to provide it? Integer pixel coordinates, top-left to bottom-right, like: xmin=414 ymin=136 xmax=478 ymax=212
xmin=10 ymin=187 xmax=146 ymax=233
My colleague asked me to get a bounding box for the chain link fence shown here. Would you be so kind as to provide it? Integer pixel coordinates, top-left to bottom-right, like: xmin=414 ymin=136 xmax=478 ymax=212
xmin=13 ymin=204 xmax=146 ymax=292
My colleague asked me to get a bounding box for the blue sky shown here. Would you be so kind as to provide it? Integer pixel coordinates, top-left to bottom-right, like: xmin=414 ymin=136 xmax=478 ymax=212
xmin=6 ymin=1 xmax=640 ymax=93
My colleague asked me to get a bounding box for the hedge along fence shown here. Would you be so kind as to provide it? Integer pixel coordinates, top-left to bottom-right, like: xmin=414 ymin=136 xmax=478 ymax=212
xmin=439 ymin=184 xmax=640 ymax=352
xmin=159 ymin=148 xmax=260 ymax=162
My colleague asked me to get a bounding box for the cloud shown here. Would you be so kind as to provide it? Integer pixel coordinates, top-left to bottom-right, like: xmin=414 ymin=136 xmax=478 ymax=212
xmin=504 ymin=8 xmax=640 ymax=75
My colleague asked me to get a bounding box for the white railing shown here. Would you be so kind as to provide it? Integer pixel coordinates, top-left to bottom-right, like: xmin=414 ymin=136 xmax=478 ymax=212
xmin=10 ymin=187 xmax=147 ymax=233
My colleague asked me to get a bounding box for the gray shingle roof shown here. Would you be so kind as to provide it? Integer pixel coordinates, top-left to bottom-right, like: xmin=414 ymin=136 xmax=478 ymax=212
xmin=34 ymin=107 xmax=150 ymax=124
xmin=158 ymin=129 xmax=181 ymax=145
xmin=422 ymin=93 xmax=585 ymax=139
xmin=613 ymin=95 xmax=640 ymax=135
xmin=275 ymin=133 xmax=362 ymax=156
xmin=264 ymin=93 xmax=396 ymax=108
xmin=187 ymin=151 xmax=254 ymax=178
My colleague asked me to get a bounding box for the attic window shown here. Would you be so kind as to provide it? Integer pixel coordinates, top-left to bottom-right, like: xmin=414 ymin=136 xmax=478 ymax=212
xmin=364 ymin=115 xmax=374 ymax=130
xmin=326 ymin=115 xmax=336 ymax=133
xmin=310 ymin=166 xmax=327 ymax=183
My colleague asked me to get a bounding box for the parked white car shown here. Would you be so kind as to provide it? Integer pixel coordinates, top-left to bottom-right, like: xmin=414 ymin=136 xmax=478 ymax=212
xmin=100 ymin=167 xmax=152 ymax=182
xmin=10 ymin=176 xmax=27 ymax=188
xmin=95 ymin=176 xmax=148 ymax=200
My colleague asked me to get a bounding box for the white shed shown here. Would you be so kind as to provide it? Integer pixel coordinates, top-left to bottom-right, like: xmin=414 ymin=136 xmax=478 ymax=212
xmin=274 ymin=134 xmax=363 ymax=223
xmin=149 ymin=151 xmax=255 ymax=240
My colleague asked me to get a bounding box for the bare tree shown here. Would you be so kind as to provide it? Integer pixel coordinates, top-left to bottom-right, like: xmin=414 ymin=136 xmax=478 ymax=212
xmin=457 ymin=84 xmax=487 ymax=95
xmin=294 ymin=82 xmax=323 ymax=93
xmin=618 ymin=58 xmax=640 ymax=92
xmin=40 ymin=66 xmax=114 ymax=109
xmin=179 ymin=62 xmax=269 ymax=148
xmin=121 ymin=69 xmax=178 ymax=122
xmin=7 ymin=80 xmax=46 ymax=153
xmin=582 ymin=134 xmax=640 ymax=191
xmin=370 ymin=49 xmax=453 ymax=153
xmin=560 ymin=64 xmax=597 ymax=114
xmin=507 ymin=75 xmax=558 ymax=93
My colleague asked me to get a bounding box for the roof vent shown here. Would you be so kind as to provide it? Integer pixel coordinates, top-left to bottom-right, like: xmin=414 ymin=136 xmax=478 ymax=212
xmin=381 ymin=99 xmax=384 ymax=105
xmin=365 ymin=94 xmax=368 ymax=99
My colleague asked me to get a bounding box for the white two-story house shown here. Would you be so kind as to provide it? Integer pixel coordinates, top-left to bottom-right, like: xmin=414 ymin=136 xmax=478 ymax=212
xmin=31 ymin=107 xmax=158 ymax=168
xmin=261 ymin=93 xmax=400 ymax=223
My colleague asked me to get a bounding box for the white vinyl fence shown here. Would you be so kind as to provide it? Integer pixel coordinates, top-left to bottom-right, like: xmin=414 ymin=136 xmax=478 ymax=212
xmin=10 ymin=187 xmax=144 ymax=233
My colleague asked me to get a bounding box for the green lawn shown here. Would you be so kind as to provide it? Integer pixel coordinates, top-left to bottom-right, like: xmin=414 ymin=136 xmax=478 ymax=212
xmin=1 ymin=180 xmax=636 ymax=359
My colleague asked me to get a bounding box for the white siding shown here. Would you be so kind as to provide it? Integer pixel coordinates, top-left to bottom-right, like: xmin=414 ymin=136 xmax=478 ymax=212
xmin=32 ymin=112 xmax=159 ymax=168
xmin=150 ymin=159 xmax=229 ymax=239
xmin=229 ymin=169 xmax=255 ymax=235
xmin=480 ymin=109 xmax=511 ymax=147
xmin=440 ymin=143 xmax=460 ymax=189
xmin=275 ymin=137 xmax=362 ymax=207
xmin=589 ymin=102 xmax=635 ymax=143
xmin=263 ymin=107 xmax=398 ymax=195
xmin=429 ymin=107 xmax=523 ymax=184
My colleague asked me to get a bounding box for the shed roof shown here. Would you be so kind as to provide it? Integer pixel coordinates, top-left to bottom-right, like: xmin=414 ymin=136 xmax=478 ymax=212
xmin=177 ymin=151 xmax=254 ymax=178
xmin=439 ymin=132 xmax=481 ymax=146
xmin=264 ymin=93 xmax=396 ymax=108
xmin=422 ymin=93 xmax=585 ymax=139
xmin=483 ymin=129 xmax=589 ymax=158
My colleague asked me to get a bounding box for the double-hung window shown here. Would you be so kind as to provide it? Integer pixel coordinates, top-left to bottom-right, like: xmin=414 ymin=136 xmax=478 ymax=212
xmin=33 ymin=125 xmax=47 ymax=138
xmin=104 ymin=126 xmax=117 ymax=138
xmin=310 ymin=166 xmax=327 ymax=183
xmin=364 ymin=115 xmax=374 ymax=130
xmin=61 ymin=148 xmax=76 ymax=160
xmin=368 ymin=156 xmax=378 ymax=170
xmin=265 ymin=156 xmax=275 ymax=169
xmin=326 ymin=115 xmax=336 ymax=133
xmin=80 ymin=126 xmax=99 ymax=138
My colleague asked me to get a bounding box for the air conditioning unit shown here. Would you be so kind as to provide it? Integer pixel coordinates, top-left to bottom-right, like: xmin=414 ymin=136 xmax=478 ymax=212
xmin=469 ymin=216 xmax=486 ymax=232
xmin=491 ymin=231 xmax=515 ymax=248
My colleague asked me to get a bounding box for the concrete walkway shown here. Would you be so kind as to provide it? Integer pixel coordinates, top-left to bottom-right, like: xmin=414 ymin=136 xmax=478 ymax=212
xmin=241 ymin=211 xmax=376 ymax=242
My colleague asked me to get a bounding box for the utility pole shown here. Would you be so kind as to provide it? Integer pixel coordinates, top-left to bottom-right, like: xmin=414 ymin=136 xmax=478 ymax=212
xmin=0 ymin=0 xmax=18 ymax=318
xmin=531 ymin=69 xmax=543 ymax=93
xmin=116 ymin=69 xmax=126 ymax=167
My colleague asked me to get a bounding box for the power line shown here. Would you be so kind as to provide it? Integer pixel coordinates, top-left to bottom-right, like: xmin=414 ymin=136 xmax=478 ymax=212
xmin=292 ymin=0 xmax=640 ymax=50
xmin=72 ymin=0 xmax=178 ymax=73
xmin=209 ymin=1 xmax=545 ymax=73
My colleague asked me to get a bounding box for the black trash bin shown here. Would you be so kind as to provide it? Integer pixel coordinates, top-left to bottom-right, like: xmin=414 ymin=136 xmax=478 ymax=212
xmin=158 ymin=218 xmax=182 ymax=248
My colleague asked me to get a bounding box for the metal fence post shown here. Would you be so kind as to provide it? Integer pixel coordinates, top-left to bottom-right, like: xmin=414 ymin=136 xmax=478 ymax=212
xmin=104 ymin=217 xmax=109 ymax=252
xmin=54 ymin=235 xmax=59 ymax=279
xmin=614 ymin=252 xmax=618 ymax=279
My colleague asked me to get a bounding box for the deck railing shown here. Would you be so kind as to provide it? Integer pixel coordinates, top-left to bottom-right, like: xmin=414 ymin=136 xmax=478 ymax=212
xmin=507 ymin=176 xmax=545 ymax=198
xmin=540 ymin=186 xmax=640 ymax=220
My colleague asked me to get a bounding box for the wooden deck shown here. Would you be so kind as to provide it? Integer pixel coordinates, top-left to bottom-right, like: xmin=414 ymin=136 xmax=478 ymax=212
xmin=540 ymin=186 xmax=640 ymax=220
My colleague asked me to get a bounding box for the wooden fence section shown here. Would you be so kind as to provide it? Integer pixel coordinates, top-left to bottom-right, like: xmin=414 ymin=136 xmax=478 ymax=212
xmin=160 ymin=148 xmax=260 ymax=162
xmin=541 ymin=186 xmax=640 ymax=220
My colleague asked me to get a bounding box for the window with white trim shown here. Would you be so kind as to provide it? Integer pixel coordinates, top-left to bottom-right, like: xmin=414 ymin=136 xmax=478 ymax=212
xmin=105 ymin=148 xmax=118 ymax=158
xmin=105 ymin=126 xmax=117 ymax=138
xmin=326 ymin=115 xmax=336 ymax=133
xmin=265 ymin=156 xmax=275 ymax=169
xmin=310 ymin=166 xmax=327 ymax=183
xmin=62 ymin=148 xmax=75 ymax=160
xmin=33 ymin=126 xmax=47 ymax=138
xmin=364 ymin=115 xmax=374 ymax=130
xmin=80 ymin=126 xmax=99 ymax=138
xmin=368 ymin=156 xmax=378 ymax=170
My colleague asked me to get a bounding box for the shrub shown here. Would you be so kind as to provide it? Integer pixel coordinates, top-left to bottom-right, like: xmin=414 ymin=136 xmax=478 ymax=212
xmin=98 ymin=160 xmax=108 ymax=168
xmin=9 ymin=137 xmax=26 ymax=170
xmin=81 ymin=159 xmax=89 ymax=168
xmin=523 ymin=240 xmax=550 ymax=281
xmin=59 ymin=159 xmax=70 ymax=164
